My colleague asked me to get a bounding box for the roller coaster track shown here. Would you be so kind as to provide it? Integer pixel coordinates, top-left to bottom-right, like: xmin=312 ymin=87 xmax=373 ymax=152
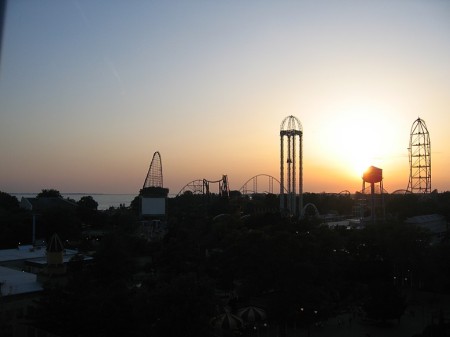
xmin=177 ymin=175 xmax=229 ymax=197
xmin=239 ymin=174 xmax=287 ymax=195
xmin=239 ymin=174 xmax=280 ymax=194
xmin=143 ymin=151 xmax=163 ymax=188
xmin=391 ymin=189 xmax=411 ymax=195
xmin=302 ymin=203 xmax=320 ymax=217
xmin=178 ymin=174 xmax=289 ymax=197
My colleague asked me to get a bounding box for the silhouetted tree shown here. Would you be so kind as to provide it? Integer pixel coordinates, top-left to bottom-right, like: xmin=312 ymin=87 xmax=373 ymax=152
xmin=77 ymin=195 xmax=98 ymax=210
xmin=0 ymin=191 xmax=31 ymax=248
xmin=0 ymin=191 xmax=19 ymax=210
xmin=39 ymin=207 xmax=81 ymax=242
xmin=32 ymin=191 xmax=450 ymax=337
xmin=363 ymin=283 xmax=406 ymax=322
xmin=36 ymin=188 xmax=62 ymax=198
xmin=139 ymin=273 xmax=215 ymax=337
xmin=129 ymin=195 xmax=140 ymax=214
xmin=34 ymin=230 xmax=139 ymax=337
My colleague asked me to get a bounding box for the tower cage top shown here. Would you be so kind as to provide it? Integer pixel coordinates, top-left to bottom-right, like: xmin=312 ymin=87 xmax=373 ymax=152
xmin=280 ymin=115 xmax=303 ymax=134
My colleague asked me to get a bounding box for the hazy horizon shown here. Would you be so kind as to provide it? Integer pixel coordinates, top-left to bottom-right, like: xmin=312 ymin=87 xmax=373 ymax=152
xmin=1 ymin=1 xmax=449 ymax=195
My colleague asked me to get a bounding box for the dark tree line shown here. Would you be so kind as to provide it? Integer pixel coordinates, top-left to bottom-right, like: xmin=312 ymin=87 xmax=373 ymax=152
xmin=1 ymin=190 xmax=450 ymax=336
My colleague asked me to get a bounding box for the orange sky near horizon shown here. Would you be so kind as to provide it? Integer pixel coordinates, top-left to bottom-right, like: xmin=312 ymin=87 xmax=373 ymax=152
xmin=0 ymin=1 xmax=449 ymax=195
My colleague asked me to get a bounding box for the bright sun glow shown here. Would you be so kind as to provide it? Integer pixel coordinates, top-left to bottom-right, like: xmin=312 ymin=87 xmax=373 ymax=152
xmin=321 ymin=105 xmax=387 ymax=179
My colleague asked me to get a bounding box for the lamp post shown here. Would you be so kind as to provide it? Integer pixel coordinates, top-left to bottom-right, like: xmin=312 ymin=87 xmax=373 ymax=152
xmin=32 ymin=213 xmax=40 ymax=245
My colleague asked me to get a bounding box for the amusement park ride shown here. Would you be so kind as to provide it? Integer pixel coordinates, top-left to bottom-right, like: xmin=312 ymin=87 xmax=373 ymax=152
xmin=140 ymin=116 xmax=432 ymax=220
xmin=177 ymin=175 xmax=230 ymax=198
xmin=279 ymin=115 xmax=303 ymax=217
xmin=139 ymin=151 xmax=168 ymax=218
xmin=407 ymin=117 xmax=432 ymax=193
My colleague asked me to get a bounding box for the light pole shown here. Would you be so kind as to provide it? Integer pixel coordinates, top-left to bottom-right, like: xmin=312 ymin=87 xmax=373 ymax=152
xmin=32 ymin=213 xmax=40 ymax=245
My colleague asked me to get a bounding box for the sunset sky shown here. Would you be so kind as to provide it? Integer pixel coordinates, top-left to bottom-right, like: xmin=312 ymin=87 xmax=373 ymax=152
xmin=1 ymin=1 xmax=449 ymax=195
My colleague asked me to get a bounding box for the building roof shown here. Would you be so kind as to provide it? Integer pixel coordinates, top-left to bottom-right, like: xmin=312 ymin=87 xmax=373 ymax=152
xmin=0 ymin=245 xmax=78 ymax=263
xmin=0 ymin=266 xmax=43 ymax=296
xmin=405 ymin=214 xmax=447 ymax=234
xmin=405 ymin=214 xmax=445 ymax=224
xmin=20 ymin=196 xmax=77 ymax=211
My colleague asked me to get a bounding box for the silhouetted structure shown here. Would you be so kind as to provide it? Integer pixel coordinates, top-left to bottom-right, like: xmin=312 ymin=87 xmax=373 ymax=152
xmin=177 ymin=179 xmax=204 ymax=195
xmin=361 ymin=166 xmax=385 ymax=224
xmin=407 ymin=117 xmax=431 ymax=193
xmin=177 ymin=175 xmax=229 ymax=197
xmin=280 ymin=115 xmax=303 ymax=216
xmin=140 ymin=151 xmax=168 ymax=218
xmin=204 ymin=175 xmax=230 ymax=198
xmin=143 ymin=151 xmax=163 ymax=188
xmin=45 ymin=233 xmax=65 ymax=276
xmin=239 ymin=174 xmax=281 ymax=195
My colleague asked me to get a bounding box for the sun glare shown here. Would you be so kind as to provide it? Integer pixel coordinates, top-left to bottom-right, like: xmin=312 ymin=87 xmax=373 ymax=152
xmin=322 ymin=105 xmax=386 ymax=180
xmin=349 ymin=151 xmax=373 ymax=178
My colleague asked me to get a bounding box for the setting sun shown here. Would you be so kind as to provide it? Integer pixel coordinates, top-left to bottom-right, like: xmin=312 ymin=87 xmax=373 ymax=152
xmin=0 ymin=1 xmax=448 ymax=194
xmin=318 ymin=105 xmax=389 ymax=180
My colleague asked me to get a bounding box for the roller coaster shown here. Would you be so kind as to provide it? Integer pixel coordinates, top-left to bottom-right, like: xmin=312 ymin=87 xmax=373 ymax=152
xmin=177 ymin=175 xmax=230 ymax=197
xmin=143 ymin=151 xmax=163 ymax=188
xmin=176 ymin=174 xmax=358 ymax=198
xmin=146 ymin=115 xmax=433 ymax=207
xmin=177 ymin=174 xmax=285 ymax=197
xmin=239 ymin=174 xmax=282 ymax=195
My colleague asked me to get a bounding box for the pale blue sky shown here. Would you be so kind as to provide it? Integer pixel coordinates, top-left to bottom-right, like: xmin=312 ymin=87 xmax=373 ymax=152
xmin=1 ymin=0 xmax=449 ymax=194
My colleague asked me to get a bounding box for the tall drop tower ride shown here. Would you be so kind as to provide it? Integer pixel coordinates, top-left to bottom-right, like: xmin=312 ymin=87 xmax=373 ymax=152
xmin=407 ymin=117 xmax=431 ymax=193
xmin=280 ymin=115 xmax=303 ymax=216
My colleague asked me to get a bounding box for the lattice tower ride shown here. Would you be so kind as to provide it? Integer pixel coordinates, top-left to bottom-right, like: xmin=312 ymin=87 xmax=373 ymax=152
xmin=407 ymin=118 xmax=431 ymax=193
xmin=143 ymin=151 xmax=163 ymax=188
xmin=280 ymin=115 xmax=303 ymax=216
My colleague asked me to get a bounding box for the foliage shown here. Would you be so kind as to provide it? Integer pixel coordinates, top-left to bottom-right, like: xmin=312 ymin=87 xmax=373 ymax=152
xmin=30 ymin=192 xmax=450 ymax=336
xmin=34 ymin=228 xmax=215 ymax=337
xmin=140 ymin=186 xmax=169 ymax=197
xmin=91 ymin=232 xmax=136 ymax=280
xmin=129 ymin=195 xmax=140 ymax=214
xmin=137 ymin=274 xmax=215 ymax=337
xmin=107 ymin=207 xmax=139 ymax=233
xmin=34 ymin=230 xmax=138 ymax=336
xmin=77 ymin=195 xmax=98 ymax=210
xmin=304 ymin=192 xmax=353 ymax=215
xmin=38 ymin=207 xmax=81 ymax=242
xmin=0 ymin=191 xmax=19 ymax=210
xmin=0 ymin=191 xmax=31 ymax=248
xmin=363 ymin=283 xmax=406 ymax=321
xmin=420 ymin=241 xmax=450 ymax=292
xmin=0 ymin=209 xmax=30 ymax=248
xmin=76 ymin=195 xmax=101 ymax=228
xmin=36 ymin=188 xmax=62 ymax=198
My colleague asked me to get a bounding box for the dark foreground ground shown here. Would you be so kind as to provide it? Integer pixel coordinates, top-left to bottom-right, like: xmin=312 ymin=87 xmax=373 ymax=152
xmin=250 ymin=291 xmax=450 ymax=337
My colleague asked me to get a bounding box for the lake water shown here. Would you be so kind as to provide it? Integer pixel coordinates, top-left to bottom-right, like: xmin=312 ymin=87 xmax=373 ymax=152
xmin=11 ymin=193 xmax=138 ymax=210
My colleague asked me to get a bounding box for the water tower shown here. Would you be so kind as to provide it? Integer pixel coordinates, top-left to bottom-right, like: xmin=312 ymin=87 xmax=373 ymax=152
xmin=362 ymin=166 xmax=385 ymax=224
xmin=280 ymin=115 xmax=303 ymax=216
